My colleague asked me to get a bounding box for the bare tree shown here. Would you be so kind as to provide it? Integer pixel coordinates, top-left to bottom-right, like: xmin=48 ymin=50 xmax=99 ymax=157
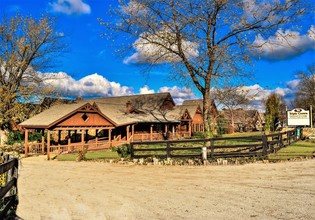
xmin=212 ymin=85 xmax=254 ymax=132
xmin=0 ymin=14 xmax=65 ymax=130
xmin=293 ymin=64 xmax=315 ymax=108
xmin=100 ymin=0 xmax=307 ymax=135
xmin=293 ymin=64 xmax=315 ymax=124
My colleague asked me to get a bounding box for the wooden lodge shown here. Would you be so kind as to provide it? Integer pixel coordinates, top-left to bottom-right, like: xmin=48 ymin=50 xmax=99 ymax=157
xmin=19 ymin=93 xmax=218 ymax=158
xmin=220 ymin=109 xmax=264 ymax=133
xmin=180 ymin=99 xmax=218 ymax=133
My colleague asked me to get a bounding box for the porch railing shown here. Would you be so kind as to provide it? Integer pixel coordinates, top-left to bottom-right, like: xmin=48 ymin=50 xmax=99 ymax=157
xmin=24 ymin=131 xmax=191 ymax=159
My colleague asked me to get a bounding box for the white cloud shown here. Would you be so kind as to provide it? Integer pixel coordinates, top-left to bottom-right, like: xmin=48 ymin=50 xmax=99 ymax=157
xmin=49 ymin=0 xmax=91 ymax=15
xmin=121 ymin=1 xmax=148 ymax=16
xmin=286 ymin=79 xmax=300 ymax=90
xmin=43 ymin=72 xmax=133 ymax=97
xmin=139 ymin=85 xmax=154 ymax=94
xmin=242 ymin=0 xmax=280 ymax=25
xmin=252 ymin=26 xmax=315 ymax=60
xmin=124 ymin=30 xmax=199 ymax=64
xmin=158 ymin=86 xmax=197 ymax=104
xmin=38 ymin=71 xmax=301 ymax=111
xmin=236 ymin=84 xmax=298 ymax=110
xmin=41 ymin=72 xmax=198 ymax=104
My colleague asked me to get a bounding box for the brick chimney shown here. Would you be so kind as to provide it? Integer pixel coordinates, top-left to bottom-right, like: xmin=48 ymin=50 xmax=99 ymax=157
xmin=126 ymin=101 xmax=132 ymax=114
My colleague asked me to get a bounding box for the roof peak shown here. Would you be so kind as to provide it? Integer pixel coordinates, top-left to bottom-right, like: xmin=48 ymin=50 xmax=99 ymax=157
xmin=82 ymin=92 xmax=171 ymax=101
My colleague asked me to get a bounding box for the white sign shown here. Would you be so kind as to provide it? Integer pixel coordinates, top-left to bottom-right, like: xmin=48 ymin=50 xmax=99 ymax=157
xmin=287 ymin=108 xmax=310 ymax=126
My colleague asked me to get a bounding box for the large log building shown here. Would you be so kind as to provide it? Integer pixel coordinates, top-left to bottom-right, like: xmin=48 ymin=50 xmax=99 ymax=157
xmin=19 ymin=93 xmax=217 ymax=158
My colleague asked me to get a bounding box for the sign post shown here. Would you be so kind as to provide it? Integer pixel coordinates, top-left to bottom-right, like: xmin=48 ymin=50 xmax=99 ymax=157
xmin=310 ymin=105 xmax=313 ymax=128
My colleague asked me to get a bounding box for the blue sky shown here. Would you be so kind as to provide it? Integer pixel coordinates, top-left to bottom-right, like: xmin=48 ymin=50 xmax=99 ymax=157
xmin=1 ymin=0 xmax=315 ymax=106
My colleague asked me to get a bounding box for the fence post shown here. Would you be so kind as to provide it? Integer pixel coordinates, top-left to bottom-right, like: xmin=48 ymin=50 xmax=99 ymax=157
xmin=202 ymin=146 xmax=207 ymax=160
xmin=210 ymin=139 xmax=214 ymax=158
xmin=129 ymin=143 xmax=134 ymax=158
xmin=288 ymin=131 xmax=291 ymax=145
xmin=279 ymin=132 xmax=283 ymax=148
xmin=262 ymin=135 xmax=268 ymax=156
xmin=166 ymin=141 xmax=171 ymax=158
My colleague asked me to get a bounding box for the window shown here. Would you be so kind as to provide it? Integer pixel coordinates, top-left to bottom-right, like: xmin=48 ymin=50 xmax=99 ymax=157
xmin=81 ymin=113 xmax=89 ymax=122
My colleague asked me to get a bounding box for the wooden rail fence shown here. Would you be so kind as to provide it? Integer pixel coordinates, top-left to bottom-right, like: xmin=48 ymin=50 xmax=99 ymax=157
xmin=130 ymin=128 xmax=301 ymax=159
xmin=0 ymin=154 xmax=19 ymax=219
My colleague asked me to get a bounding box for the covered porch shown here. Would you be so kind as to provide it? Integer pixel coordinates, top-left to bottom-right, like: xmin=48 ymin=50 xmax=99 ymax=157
xmin=23 ymin=124 xmax=137 ymax=159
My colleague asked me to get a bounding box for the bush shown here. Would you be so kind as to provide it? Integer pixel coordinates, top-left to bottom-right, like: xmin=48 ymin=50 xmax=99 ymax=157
xmin=7 ymin=131 xmax=23 ymax=145
xmin=76 ymin=147 xmax=88 ymax=162
xmin=115 ymin=145 xmax=130 ymax=158
xmin=192 ymin=132 xmax=207 ymax=139
xmin=6 ymin=131 xmax=43 ymax=145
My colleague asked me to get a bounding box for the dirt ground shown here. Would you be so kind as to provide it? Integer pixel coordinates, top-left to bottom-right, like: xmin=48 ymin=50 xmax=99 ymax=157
xmin=16 ymin=156 xmax=315 ymax=220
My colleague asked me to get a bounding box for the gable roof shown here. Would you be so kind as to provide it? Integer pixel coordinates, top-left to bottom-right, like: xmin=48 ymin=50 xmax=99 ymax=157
xmin=181 ymin=99 xmax=217 ymax=118
xmin=221 ymin=109 xmax=262 ymax=124
xmin=19 ymin=102 xmax=89 ymax=129
xmin=19 ymin=93 xmax=179 ymax=129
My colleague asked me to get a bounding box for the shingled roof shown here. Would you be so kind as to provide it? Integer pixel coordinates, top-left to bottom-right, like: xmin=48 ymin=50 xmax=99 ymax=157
xmin=19 ymin=102 xmax=89 ymax=128
xmin=19 ymin=93 xmax=181 ymax=129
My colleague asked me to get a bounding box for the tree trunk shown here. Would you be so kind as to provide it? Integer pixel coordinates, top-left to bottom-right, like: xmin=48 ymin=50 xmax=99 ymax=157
xmin=202 ymin=91 xmax=212 ymax=137
xmin=230 ymin=109 xmax=235 ymax=134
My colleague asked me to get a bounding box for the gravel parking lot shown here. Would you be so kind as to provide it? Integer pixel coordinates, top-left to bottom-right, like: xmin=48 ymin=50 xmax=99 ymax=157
xmin=17 ymin=157 xmax=315 ymax=220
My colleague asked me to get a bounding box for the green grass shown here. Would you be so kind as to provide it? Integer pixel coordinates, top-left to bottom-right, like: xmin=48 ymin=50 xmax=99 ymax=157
xmin=57 ymin=150 xmax=120 ymax=161
xmin=268 ymin=140 xmax=315 ymax=160
xmin=222 ymin=131 xmax=265 ymax=138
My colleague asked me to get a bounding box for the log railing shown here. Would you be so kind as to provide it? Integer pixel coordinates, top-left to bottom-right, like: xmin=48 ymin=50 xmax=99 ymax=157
xmin=0 ymin=154 xmax=18 ymax=219
xmin=130 ymin=128 xmax=301 ymax=159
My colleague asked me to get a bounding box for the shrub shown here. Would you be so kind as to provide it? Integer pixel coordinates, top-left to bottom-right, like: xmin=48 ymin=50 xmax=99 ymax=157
xmin=192 ymin=132 xmax=206 ymax=139
xmin=6 ymin=131 xmax=43 ymax=145
xmin=115 ymin=145 xmax=130 ymax=158
xmin=76 ymin=147 xmax=88 ymax=162
xmin=7 ymin=131 xmax=23 ymax=145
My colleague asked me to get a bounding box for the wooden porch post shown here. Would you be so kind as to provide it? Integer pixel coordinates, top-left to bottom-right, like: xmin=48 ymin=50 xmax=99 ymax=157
xmin=41 ymin=136 xmax=45 ymax=155
xmin=126 ymin=126 xmax=130 ymax=141
xmin=131 ymin=125 xmax=134 ymax=141
xmin=108 ymin=129 xmax=112 ymax=147
xmin=150 ymin=125 xmax=153 ymax=141
xmin=24 ymin=129 xmax=29 ymax=158
xmin=81 ymin=130 xmax=85 ymax=144
xmin=172 ymin=125 xmax=175 ymax=139
xmin=58 ymin=130 xmax=61 ymax=144
xmin=68 ymin=136 xmax=71 ymax=152
xmin=47 ymin=130 xmax=51 ymax=160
